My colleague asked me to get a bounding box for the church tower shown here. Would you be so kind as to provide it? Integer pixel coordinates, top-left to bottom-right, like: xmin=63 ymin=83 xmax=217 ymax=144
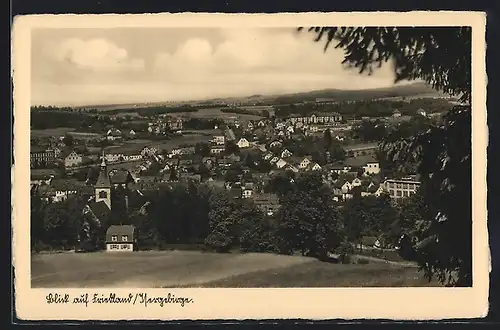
xmin=95 ymin=150 xmax=111 ymax=210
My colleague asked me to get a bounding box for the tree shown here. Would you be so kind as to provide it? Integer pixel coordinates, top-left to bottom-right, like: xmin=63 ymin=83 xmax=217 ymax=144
xmin=225 ymin=140 xmax=240 ymax=154
xmin=276 ymin=172 xmax=344 ymax=257
xmin=62 ymin=133 xmax=74 ymax=147
xmin=204 ymin=188 xmax=240 ymax=252
xmin=169 ymin=166 xmax=178 ymax=181
xmin=43 ymin=196 xmax=83 ymax=249
xmin=300 ymin=27 xmax=472 ymax=286
xmin=195 ymin=142 xmax=211 ymax=157
xmin=323 ymin=129 xmax=333 ymax=150
xmin=30 ymin=188 xmax=46 ymax=252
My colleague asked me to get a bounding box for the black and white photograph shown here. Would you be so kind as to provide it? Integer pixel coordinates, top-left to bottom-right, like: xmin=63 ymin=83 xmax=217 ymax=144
xmin=13 ymin=12 xmax=488 ymax=320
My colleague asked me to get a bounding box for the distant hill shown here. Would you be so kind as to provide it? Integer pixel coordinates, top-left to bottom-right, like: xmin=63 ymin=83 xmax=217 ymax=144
xmin=48 ymin=82 xmax=452 ymax=111
xmin=269 ymin=82 xmax=448 ymax=104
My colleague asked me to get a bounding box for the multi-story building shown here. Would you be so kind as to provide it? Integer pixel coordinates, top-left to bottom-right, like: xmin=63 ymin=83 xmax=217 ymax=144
xmin=382 ymin=177 xmax=421 ymax=199
xmin=30 ymin=146 xmax=55 ymax=166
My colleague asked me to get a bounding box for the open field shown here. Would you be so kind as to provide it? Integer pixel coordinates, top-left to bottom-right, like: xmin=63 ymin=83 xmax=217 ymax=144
xmin=103 ymin=134 xmax=212 ymax=154
xmin=169 ymin=108 xmax=264 ymax=121
xmin=31 ymin=251 xmax=440 ymax=288
xmin=31 ymin=127 xmax=76 ymax=137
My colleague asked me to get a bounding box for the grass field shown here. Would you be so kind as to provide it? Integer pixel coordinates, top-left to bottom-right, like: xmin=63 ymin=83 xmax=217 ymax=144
xmin=31 ymin=251 xmax=440 ymax=288
xmin=103 ymin=134 xmax=212 ymax=154
xmin=31 ymin=127 xmax=76 ymax=137
xmin=169 ymin=108 xmax=264 ymax=121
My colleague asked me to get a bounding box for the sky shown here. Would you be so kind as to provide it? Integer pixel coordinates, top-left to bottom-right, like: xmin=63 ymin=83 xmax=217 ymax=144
xmin=31 ymin=27 xmax=403 ymax=106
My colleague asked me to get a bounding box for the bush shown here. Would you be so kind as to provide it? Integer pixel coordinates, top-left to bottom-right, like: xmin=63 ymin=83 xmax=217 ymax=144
xmin=336 ymin=240 xmax=355 ymax=264
xmin=204 ymin=231 xmax=232 ymax=253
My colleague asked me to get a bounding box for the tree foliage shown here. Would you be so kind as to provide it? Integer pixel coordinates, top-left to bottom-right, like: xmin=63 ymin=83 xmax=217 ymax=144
xmin=300 ymin=26 xmax=472 ymax=286
xmin=276 ymin=172 xmax=344 ymax=257
xmin=299 ymin=27 xmax=471 ymax=103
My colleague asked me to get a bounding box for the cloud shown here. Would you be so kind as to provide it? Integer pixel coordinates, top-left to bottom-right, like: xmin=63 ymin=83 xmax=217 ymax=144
xmin=153 ymin=28 xmax=396 ymax=86
xmin=52 ymin=38 xmax=145 ymax=72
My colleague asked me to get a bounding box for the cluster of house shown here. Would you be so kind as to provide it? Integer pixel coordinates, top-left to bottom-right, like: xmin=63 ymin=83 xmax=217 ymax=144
xmin=106 ymin=128 xmax=136 ymax=141
xmin=30 ymin=145 xmax=87 ymax=169
xmin=326 ymin=174 xmax=421 ymax=201
xmin=148 ymin=117 xmax=183 ymax=135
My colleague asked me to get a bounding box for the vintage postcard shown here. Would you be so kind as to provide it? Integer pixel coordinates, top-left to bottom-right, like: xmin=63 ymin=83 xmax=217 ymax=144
xmin=12 ymin=12 xmax=488 ymax=320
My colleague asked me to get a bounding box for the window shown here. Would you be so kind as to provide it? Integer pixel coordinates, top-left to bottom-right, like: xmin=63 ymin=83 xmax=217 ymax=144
xmin=403 ymin=191 xmax=409 ymax=197
xmin=389 ymin=189 xmax=395 ymax=196
xmin=99 ymin=190 xmax=108 ymax=198
xmin=110 ymin=244 xmax=119 ymax=250
xmin=403 ymin=183 xmax=409 ymax=189
xmin=389 ymin=182 xmax=395 ymax=188
xmin=111 ymin=235 xmax=118 ymax=242
xmin=397 ymin=190 xmax=402 ymax=197
xmin=121 ymin=244 xmax=129 ymax=250
xmin=121 ymin=235 xmax=128 ymax=242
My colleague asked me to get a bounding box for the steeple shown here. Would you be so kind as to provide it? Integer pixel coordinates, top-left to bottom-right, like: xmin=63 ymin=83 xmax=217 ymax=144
xmin=101 ymin=149 xmax=107 ymax=168
xmin=96 ymin=150 xmax=111 ymax=188
xmin=95 ymin=149 xmax=112 ymax=210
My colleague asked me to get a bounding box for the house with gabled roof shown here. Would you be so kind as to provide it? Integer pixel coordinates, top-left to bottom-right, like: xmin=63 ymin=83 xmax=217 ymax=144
xmin=106 ymin=225 xmax=136 ymax=252
xmin=237 ymin=138 xmax=250 ymax=149
xmin=280 ymin=149 xmax=293 ymax=158
xmin=299 ymin=156 xmax=313 ymax=169
xmin=276 ymin=158 xmax=287 ymax=169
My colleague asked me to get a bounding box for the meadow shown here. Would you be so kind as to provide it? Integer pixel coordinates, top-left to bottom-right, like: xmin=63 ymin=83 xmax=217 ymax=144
xmin=169 ymin=108 xmax=264 ymax=121
xmin=31 ymin=127 xmax=76 ymax=137
xmin=31 ymin=251 xmax=440 ymax=288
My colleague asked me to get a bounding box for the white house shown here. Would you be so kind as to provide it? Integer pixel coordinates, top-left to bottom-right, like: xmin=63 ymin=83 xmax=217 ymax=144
xmin=373 ymin=185 xmax=385 ymax=197
xmin=210 ymin=146 xmax=225 ymax=154
xmin=105 ymin=153 xmax=123 ymax=163
xmin=276 ymin=158 xmax=287 ymax=169
xmin=351 ymin=177 xmax=362 ymax=187
xmin=363 ymin=161 xmax=380 ymax=175
xmin=311 ymin=163 xmax=322 ymax=171
xmin=341 ymin=181 xmax=352 ymax=194
xmin=64 ymin=151 xmax=82 ymax=168
xmin=269 ymin=140 xmax=282 ymax=148
xmin=106 ymin=225 xmax=136 ymax=252
xmin=213 ymin=135 xmax=225 ymax=146
xmin=416 ymin=108 xmax=427 ymax=117
xmin=237 ymin=138 xmax=250 ymax=149
xmin=263 ymin=153 xmax=274 ymax=161
xmin=299 ymin=157 xmax=312 ymax=169
xmin=281 ymin=149 xmax=293 ymax=158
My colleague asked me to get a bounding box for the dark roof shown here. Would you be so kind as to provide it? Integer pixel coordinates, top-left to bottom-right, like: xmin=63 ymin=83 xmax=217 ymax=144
xmin=344 ymin=155 xmax=378 ymax=167
xmin=50 ymin=178 xmax=82 ymax=191
xmin=253 ymin=193 xmax=279 ymax=204
xmin=88 ymin=200 xmax=111 ymax=219
xmin=58 ymin=148 xmax=76 ymax=159
xmin=110 ymin=170 xmax=132 ymax=184
xmin=31 ymin=169 xmax=60 ymax=180
xmin=344 ymin=143 xmax=379 ymax=152
xmin=106 ymin=224 xmax=135 ymax=236
xmin=31 ymin=146 xmax=48 ymax=153
xmin=95 ymin=166 xmax=111 ymax=188
xmin=105 ymin=225 xmax=135 ymax=243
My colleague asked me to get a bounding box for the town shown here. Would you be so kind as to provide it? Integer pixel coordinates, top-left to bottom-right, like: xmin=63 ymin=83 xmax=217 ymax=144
xmin=30 ymin=93 xmax=455 ymax=259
